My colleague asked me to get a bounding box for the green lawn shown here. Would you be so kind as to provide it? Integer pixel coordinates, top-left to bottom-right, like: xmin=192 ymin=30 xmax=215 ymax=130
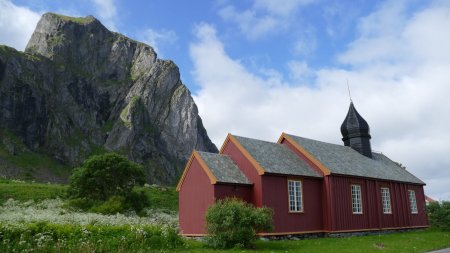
xmin=0 ymin=179 xmax=178 ymax=211
xmin=0 ymin=179 xmax=66 ymax=203
xmin=182 ymin=229 xmax=450 ymax=253
xmin=140 ymin=185 xmax=178 ymax=211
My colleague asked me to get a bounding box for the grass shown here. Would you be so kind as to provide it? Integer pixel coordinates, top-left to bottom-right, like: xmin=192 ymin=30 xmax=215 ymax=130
xmin=140 ymin=185 xmax=178 ymax=211
xmin=0 ymin=147 xmax=71 ymax=174
xmin=0 ymin=179 xmax=66 ymax=204
xmin=52 ymin=13 xmax=96 ymax=24
xmin=0 ymin=222 xmax=183 ymax=252
xmin=0 ymin=178 xmax=178 ymax=211
xmin=0 ymin=43 xmax=42 ymax=62
xmin=0 ymin=128 xmax=71 ymax=178
xmin=182 ymin=229 xmax=450 ymax=252
xmin=0 ymin=180 xmax=182 ymax=252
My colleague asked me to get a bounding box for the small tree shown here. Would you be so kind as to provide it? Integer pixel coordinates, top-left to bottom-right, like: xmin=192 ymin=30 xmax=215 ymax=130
xmin=428 ymin=201 xmax=450 ymax=231
xmin=205 ymin=198 xmax=273 ymax=249
xmin=67 ymin=153 xmax=148 ymax=213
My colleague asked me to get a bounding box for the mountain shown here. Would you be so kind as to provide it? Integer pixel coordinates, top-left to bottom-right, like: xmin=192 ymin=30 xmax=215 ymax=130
xmin=0 ymin=13 xmax=217 ymax=184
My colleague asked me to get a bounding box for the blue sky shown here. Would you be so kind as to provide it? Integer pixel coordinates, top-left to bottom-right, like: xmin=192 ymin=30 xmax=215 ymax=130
xmin=2 ymin=0 xmax=387 ymax=89
xmin=1 ymin=0 xmax=450 ymax=201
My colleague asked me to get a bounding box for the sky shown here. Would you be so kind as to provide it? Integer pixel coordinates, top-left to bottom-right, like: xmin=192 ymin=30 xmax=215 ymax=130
xmin=1 ymin=0 xmax=449 ymax=201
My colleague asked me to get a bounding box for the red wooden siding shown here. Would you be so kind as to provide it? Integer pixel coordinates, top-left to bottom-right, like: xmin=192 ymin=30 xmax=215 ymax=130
xmin=329 ymin=175 xmax=428 ymax=231
xmin=323 ymin=176 xmax=333 ymax=230
xmin=330 ymin=176 xmax=370 ymax=230
xmin=405 ymin=184 xmax=428 ymax=227
xmin=178 ymin=158 xmax=215 ymax=235
xmin=221 ymin=139 xmax=263 ymax=207
xmin=262 ymin=175 xmax=323 ymax=233
xmin=215 ymin=184 xmax=253 ymax=203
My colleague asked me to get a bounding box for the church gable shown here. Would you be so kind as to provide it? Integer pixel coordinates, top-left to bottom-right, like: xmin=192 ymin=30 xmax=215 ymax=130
xmin=176 ymin=150 xmax=251 ymax=192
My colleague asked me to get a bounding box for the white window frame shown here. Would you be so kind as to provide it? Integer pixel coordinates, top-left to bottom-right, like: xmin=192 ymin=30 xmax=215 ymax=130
xmin=351 ymin=184 xmax=363 ymax=214
xmin=381 ymin=187 xmax=392 ymax=214
xmin=288 ymin=180 xmax=303 ymax=213
xmin=408 ymin=190 xmax=418 ymax=214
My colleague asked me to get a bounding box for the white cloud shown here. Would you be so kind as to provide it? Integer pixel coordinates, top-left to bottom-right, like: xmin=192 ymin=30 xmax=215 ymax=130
xmin=139 ymin=28 xmax=178 ymax=57
xmin=91 ymin=0 xmax=117 ymax=30
xmin=190 ymin=23 xmax=347 ymax=146
xmin=339 ymin=0 xmax=450 ymax=66
xmin=218 ymin=6 xmax=278 ymax=40
xmin=0 ymin=0 xmax=41 ymax=51
xmin=219 ymin=0 xmax=318 ymax=40
xmin=287 ymin=60 xmax=313 ymax=81
xmin=191 ymin=1 xmax=450 ymax=200
xmin=293 ymin=28 xmax=317 ymax=56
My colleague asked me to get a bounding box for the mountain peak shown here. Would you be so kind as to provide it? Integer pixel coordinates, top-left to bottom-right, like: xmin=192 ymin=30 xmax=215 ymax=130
xmin=1 ymin=13 xmax=217 ymax=184
xmin=25 ymin=12 xmax=109 ymax=60
xmin=46 ymin=12 xmax=99 ymax=25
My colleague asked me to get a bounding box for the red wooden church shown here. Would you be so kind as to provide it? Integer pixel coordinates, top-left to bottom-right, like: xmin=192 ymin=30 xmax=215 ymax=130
xmin=177 ymin=102 xmax=428 ymax=236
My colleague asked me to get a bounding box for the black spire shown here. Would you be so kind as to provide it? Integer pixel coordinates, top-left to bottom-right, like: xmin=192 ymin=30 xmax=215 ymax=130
xmin=340 ymin=102 xmax=372 ymax=158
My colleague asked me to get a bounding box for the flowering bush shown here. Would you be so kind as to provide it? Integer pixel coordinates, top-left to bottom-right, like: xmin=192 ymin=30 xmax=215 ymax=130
xmin=205 ymin=198 xmax=273 ymax=249
xmin=0 ymin=198 xmax=182 ymax=252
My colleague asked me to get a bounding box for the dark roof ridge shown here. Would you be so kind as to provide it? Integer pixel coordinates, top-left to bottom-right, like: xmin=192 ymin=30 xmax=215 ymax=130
xmin=232 ymin=134 xmax=278 ymax=145
xmin=197 ymin=150 xmax=228 ymax=156
xmin=285 ymin=133 xmax=346 ymax=148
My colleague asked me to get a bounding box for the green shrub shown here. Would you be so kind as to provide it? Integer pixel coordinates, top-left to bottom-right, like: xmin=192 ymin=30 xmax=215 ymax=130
xmin=125 ymin=189 xmax=150 ymax=213
xmin=205 ymin=198 xmax=273 ymax=249
xmin=90 ymin=195 xmax=126 ymax=214
xmin=67 ymin=153 xmax=148 ymax=213
xmin=68 ymin=153 xmax=145 ymax=200
xmin=68 ymin=191 xmax=149 ymax=215
xmin=428 ymin=201 xmax=450 ymax=231
xmin=66 ymin=197 xmax=95 ymax=210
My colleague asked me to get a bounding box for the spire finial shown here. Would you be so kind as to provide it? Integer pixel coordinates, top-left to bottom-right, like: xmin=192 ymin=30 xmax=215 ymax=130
xmin=347 ymin=79 xmax=353 ymax=103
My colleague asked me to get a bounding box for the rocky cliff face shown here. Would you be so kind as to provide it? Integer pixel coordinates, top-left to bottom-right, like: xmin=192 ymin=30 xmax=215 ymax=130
xmin=0 ymin=13 xmax=217 ymax=184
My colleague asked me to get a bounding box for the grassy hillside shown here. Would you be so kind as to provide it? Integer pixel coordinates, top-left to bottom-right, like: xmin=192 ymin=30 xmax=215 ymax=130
xmin=0 ymin=179 xmax=178 ymax=211
xmin=0 ymin=178 xmax=66 ymax=203
xmin=140 ymin=185 xmax=178 ymax=211
xmin=0 ymin=128 xmax=71 ymax=183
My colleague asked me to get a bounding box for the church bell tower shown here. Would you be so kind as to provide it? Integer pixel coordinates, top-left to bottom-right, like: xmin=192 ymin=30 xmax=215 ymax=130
xmin=340 ymin=102 xmax=372 ymax=158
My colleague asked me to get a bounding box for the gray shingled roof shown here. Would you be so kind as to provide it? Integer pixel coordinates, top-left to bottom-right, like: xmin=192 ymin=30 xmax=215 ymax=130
xmin=286 ymin=134 xmax=425 ymax=184
xmin=197 ymin=151 xmax=252 ymax=185
xmin=233 ymin=136 xmax=322 ymax=178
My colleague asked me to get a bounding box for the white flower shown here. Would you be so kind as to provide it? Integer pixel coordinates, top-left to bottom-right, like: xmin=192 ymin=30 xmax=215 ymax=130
xmin=0 ymin=198 xmax=178 ymax=227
